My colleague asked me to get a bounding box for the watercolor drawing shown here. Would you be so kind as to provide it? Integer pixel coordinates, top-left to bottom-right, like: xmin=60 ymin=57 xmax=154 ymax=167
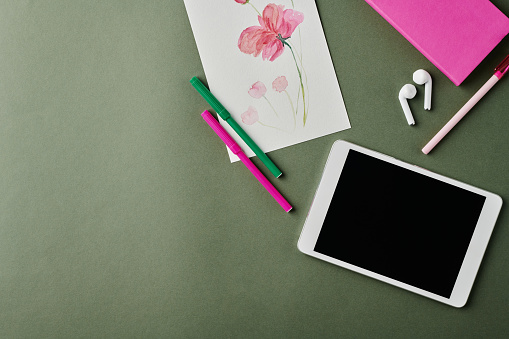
xmin=236 ymin=1 xmax=309 ymax=132
xmin=183 ymin=0 xmax=350 ymax=162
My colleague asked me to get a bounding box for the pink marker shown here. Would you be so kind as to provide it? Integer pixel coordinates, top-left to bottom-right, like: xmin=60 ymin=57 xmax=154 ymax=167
xmin=201 ymin=110 xmax=292 ymax=212
xmin=422 ymin=55 xmax=509 ymax=154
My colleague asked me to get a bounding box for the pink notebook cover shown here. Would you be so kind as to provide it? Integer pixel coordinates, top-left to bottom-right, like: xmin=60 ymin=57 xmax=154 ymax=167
xmin=365 ymin=0 xmax=509 ymax=85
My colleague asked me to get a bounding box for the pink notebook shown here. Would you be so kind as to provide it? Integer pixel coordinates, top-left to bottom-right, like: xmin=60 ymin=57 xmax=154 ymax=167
xmin=365 ymin=0 xmax=509 ymax=85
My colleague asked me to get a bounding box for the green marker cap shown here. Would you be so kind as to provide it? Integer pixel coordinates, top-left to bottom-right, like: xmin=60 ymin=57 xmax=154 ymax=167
xmin=190 ymin=77 xmax=231 ymax=120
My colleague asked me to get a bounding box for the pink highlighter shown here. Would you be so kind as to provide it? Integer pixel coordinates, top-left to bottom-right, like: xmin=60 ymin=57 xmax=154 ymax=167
xmin=422 ymin=55 xmax=509 ymax=154
xmin=201 ymin=110 xmax=292 ymax=212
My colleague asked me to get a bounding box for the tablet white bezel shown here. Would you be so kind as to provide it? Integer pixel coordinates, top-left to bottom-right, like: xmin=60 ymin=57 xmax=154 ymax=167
xmin=298 ymin=140 xmax=502 ymax=307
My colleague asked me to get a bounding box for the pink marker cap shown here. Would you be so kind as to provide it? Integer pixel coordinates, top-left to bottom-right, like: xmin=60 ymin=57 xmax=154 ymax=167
xmin=494 ymin=55 xmax=509 ymax=79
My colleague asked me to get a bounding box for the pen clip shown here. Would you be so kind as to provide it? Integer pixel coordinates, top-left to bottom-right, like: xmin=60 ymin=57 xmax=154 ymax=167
xmin=494 ymin=55 xmax=509 ymax=78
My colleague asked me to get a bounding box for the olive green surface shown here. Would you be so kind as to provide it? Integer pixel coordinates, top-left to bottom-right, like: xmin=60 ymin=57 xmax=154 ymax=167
xmin=1 ymin=1 xmax=508 ymax=337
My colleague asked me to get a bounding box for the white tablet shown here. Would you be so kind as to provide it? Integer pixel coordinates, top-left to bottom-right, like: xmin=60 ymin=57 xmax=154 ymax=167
xmin=298 ymin=140 xmax=502 ymax=307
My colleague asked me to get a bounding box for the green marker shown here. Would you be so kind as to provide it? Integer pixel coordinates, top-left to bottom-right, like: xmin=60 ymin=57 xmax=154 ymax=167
xmin=190 ymin=76 xmax=282 ymax=178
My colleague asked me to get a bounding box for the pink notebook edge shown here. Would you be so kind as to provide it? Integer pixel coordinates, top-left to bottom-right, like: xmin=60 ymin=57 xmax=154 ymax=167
xmin=365 ymin=0 xmax=509 ymax=85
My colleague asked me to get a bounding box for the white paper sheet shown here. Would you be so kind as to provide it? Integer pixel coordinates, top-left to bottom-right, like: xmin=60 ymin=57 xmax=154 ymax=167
xmin=184 ymin=0 xmax=350 ymax=162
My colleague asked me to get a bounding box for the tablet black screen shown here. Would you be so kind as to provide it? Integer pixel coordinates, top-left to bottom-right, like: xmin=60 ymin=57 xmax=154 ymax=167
xmin=314 ymin=150 xmax=486 ymax=298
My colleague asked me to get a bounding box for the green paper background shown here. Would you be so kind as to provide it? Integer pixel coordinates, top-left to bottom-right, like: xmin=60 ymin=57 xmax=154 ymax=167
xmin=1 ymin=1 xmax=508 ymax=337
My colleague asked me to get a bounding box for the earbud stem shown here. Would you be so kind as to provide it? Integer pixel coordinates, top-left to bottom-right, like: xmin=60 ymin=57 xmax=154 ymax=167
xmin=399 ymin=97 xmax=415 ymax=125
xmin=424 ymin=82 xmax=432 ymax=110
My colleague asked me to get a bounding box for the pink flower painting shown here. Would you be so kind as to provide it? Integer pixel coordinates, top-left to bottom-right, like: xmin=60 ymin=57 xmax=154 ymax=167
xmin=237 ymin=2 xmax=309 ymax=128
xmin=248 ymin=81 xmax=267 ymax=99
xmin=273 ymin=75 xmax=296 ymax=129
xmin=248 ymin=80 xmax=279 ymax=117
xmin=272 ymin=76 xmax=288 ymax=92
xmin=241 ymin=106 xmax=259 ymax=125
xmin=238 ymin=3 xmax=304 ymax=62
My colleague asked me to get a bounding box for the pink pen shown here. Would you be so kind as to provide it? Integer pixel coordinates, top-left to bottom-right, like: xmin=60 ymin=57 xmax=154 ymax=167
xmin=422 ymin=55 xmax=509 ymax=154
xmin=201 ymin=110 xmax=292 ymax=212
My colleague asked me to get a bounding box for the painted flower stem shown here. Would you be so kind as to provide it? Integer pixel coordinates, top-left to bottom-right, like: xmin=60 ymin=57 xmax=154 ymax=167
xmin=289 ymin=40 xmax=309 ymax=118
xmin=263 ymin=95 xmax=279 ymax=117
xmin=257 ymin=121 xmax=285 ymax=132
xmin=249 ymin=2 xmax=261 ymax=16
xmin=284 ymin=40 xmax=307 ymax=126
xmin=284 ymin=90 xmax=297 ymax=130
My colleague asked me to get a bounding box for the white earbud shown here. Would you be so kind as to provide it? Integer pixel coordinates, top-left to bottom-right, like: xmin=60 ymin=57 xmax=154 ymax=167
xmin=413 ymin=69 xmax=432 ymax=110
xmin=399 ymin=84 xmax=417 ymax=125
